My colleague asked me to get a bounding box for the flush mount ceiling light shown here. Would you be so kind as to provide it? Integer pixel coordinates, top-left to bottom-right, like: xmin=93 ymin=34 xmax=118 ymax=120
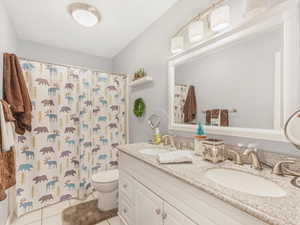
xmin=210 ymin=5 xmax=231 ymax=32
xmin=68 ymin=3 xmax=101 ymax=27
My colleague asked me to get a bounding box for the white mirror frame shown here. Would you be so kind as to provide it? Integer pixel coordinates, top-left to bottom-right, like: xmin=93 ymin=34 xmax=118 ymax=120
xmin=168 ymin=0 xmax=300 ymax=142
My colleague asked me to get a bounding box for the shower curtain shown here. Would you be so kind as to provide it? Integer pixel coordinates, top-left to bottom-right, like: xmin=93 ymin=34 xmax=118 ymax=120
xmin=16 ymin=59 xmax=127 ymax=216
xmin=174 ymin=84 xmax=188 ymax=123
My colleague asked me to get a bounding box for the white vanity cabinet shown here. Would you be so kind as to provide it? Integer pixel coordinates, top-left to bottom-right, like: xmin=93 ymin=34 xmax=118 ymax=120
xmin=163 ymin=202 xmax=197 ymax=225
xmin=118 ymin=151 xmax=268 ymax=225
xmin=135 ymin=181 xmax=163 ymax=225
xmin=119 ymin=169 xmax=196 ymax=225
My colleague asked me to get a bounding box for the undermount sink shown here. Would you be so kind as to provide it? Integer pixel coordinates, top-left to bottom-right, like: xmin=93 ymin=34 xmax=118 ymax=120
xmin=205 ymin=168 xmax=286 ymax=197
xmin=139 ymin=148 xmax=169 ymax=156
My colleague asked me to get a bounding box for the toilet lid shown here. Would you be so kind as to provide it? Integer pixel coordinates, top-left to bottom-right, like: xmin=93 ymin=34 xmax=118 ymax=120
xmin=92 ymin=169 xmax=119 ymax=183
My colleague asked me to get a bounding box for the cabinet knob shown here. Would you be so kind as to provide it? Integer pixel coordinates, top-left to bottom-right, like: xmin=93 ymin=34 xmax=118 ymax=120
xmin=155 ymin=209 xmax=161 ymax=215
xmin=123 ymin=208 xmax=127 ymax=214
xmin=162 ymin=213 xmax=168 ymax=220
xmin=123 ymin=184 xmax=128 ymax=189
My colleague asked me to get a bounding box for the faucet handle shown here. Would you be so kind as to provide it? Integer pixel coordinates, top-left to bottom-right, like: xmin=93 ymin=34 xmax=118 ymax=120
xmin=237 ymin=143 xmax=244 ymax=150
xmin=247 ymin=143 xmax=258 ymax=151
xmin=272 ymin=159 xmax=296 ymax=176
xmin=227 ymin=149 xmax=243 ymax=165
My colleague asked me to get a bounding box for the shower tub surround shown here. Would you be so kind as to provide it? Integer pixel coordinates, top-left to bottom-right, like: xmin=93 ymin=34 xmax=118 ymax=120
xmin=15 ymin=59 xmax=127 ymax=217
xmin=118 ymin=143 xmax=300 ymax=225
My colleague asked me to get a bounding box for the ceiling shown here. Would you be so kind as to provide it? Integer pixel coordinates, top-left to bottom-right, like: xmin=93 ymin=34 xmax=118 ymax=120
xmin=3 ymin=0 xmax=179 ymax=58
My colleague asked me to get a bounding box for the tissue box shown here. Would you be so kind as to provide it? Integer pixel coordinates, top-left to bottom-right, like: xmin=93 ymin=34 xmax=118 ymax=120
xmin=201 ymin=139 xmax=225 ymax=163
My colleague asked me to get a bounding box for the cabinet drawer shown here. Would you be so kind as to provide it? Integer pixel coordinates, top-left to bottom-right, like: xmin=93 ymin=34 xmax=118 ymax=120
xmin=119 ymin=171 xmax=135 ymax=202
xmin=164 ymin=202 xmax=197 ymax=225
xmin=119 ymin=197 xmax=134 ymax=225
xmin=119 ymin=152 xmax=136 ymax=175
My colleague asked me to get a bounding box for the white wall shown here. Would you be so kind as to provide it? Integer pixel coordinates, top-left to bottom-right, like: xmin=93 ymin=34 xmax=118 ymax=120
xmin=113 ymin=0 xmax=212 ymax=143
xmin=0 ymin=0 xmax=17 ymax=224
xmin=113 ymin=0 xmax=300 ymax=156
xmin=0 ymin=0 xmax=17 ymax=98
xmin=1 ymin=3 xmax=114 ymax=223
xmin=17 ymin=39 xmax=113 ymax=71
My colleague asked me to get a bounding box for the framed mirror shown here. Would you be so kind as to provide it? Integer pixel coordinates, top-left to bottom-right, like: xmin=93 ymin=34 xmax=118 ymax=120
xmin=285 ymin=110 xmax=300 ymax=149
xmin=168 ymin=1 xmax=300 ymax=141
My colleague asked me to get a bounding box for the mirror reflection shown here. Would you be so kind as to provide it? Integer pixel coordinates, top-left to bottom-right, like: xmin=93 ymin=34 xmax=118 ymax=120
xmin=174 ymin=26 xmax=282 ymax=129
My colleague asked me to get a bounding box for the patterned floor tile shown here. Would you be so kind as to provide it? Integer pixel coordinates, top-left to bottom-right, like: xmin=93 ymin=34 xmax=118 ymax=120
xmin=108 ymin=216 xmax=121 ymax=225
xmin=42 ymin=214 xmax=62 ymax=225
xmin=13 ymin=210 xmax=42 ymax=225
xmin=42 ymin=201 xmax=70 ymax=218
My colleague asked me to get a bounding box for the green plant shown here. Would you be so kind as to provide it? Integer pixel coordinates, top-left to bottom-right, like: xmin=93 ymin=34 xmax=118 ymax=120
xmin=133 ymin=68 xmax=146 ymax=81
xmin=133 ymin=98 xmax=145 ymax=117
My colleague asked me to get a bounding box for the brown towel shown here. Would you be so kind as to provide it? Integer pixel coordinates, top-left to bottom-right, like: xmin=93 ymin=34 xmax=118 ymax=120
xmin=205 ymin=110 xmax=211 ymax=126
xmin=3 ymin=53 xmax=32 ymax=135
xmin=183 ymin=86 xmax=197 ymax=123
xmin=0 ymin=148 xmax=16 ymax=200
xmin=220 ymin=110 xmax=229 ymax=127
xmin=205 ymin=109 xmax=229 ymax=127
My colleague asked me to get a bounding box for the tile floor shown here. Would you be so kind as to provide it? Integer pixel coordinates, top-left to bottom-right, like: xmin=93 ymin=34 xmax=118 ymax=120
xmin=11 ymin=193 xmax=120 ymax=225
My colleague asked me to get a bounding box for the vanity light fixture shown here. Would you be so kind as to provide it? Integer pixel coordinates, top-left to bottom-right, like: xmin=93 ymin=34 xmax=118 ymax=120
xmin=171 ymin=36 xmax=184 ymax=54
xmin=188 ymin=20 xmax=204 ymax=43
xmin=68 ymin=3 xmax=101 ymax=27
xmin=210 ymin=5 xmax=231 ymax=32
xmin=170 ymin=0 xmax=226 ymax=54
xmin=244 ymin=0 xmax=270 ymax=17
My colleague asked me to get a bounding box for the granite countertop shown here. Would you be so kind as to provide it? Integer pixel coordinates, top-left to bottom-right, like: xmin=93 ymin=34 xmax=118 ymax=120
xmin=117 ymin=143 xmax=300 ymax=225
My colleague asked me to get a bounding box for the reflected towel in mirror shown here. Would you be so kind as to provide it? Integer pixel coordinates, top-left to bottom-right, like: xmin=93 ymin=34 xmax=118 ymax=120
xmin=205 ymin=109 xmax=229 ymax=127
xmin=183 ymin=85 xmax=197 ymax=123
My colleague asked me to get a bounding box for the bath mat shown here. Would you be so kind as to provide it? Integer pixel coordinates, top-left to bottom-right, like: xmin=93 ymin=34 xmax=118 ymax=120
xmin=62 ymin=200 xmax=118 ymax=225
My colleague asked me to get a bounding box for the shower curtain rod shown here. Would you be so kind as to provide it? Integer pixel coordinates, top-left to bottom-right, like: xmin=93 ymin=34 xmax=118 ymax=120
xmin=19 ymin=57 xmax=128 ymax=77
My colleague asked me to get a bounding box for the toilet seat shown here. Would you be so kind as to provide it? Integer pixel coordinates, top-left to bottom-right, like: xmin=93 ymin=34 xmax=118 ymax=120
xmin=92 ymin=169 xmax=119 ymax=183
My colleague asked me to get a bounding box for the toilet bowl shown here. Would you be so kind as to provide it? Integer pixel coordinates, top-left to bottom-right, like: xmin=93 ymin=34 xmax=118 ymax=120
xmin=91 ymin=169 xmax=119 ymax=211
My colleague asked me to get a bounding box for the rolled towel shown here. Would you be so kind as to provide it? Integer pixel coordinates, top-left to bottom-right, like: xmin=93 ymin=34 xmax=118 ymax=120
xmin=157 ymin=150 xmax=193 ymax=164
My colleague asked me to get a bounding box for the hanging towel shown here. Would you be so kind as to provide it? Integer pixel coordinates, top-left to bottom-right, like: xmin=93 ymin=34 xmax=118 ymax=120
xmin=205 ymin=109 xmax=229 ymax=127
xmin=183 ymin=85 xmax=197 ymax=123
xmin=0 ymin=148 xmax=16 ymax=200
xmin=220 ymin=109 xmax=229 ymax=127
xmin=157 ymin=150 xmax=193 ymax=164
xmin=3 ymin=53 xmax=32 ymax=135
xmin=0 ymin=101 xmax=16 ymax=152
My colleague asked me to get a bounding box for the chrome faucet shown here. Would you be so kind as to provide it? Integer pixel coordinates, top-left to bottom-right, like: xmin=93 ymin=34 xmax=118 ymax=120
xmin=161 ymin=135 xmax=176 ymax=149
xmin=272 ymin=159 xmax=296 ymax=176
xmin=243 ymin=147 xmax=263 ymax=170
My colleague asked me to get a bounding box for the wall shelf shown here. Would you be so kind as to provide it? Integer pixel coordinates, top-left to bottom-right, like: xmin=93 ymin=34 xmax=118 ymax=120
xmin=129 ymin=76 xmax=153 ymax=87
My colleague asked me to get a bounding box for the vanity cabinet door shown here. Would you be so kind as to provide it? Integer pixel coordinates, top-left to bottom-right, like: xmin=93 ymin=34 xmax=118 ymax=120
xmin=135 ymin=181 xmax=164 ymax=225
xmin=163 ymin=202 xmax=197 ymax=225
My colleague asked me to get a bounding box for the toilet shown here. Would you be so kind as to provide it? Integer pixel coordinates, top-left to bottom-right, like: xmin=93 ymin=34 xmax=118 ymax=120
xmin=91 ymin=169 xmax=119 ymax=211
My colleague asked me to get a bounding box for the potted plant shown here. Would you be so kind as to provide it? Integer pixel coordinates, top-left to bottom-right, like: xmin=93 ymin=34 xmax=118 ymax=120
xmin=133 ymin=68 xmax=146 ymax=81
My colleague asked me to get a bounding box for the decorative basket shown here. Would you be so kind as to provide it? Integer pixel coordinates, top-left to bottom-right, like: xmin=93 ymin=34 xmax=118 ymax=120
xmin=201 ymin=139 xmax=225 ymax=163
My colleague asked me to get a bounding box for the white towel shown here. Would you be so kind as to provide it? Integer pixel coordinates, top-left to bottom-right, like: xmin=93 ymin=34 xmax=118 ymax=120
xmin=0 ymin=102 xmax=15 ymax=152
xmin=157 ymin=151 xmax=193 ymax=164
